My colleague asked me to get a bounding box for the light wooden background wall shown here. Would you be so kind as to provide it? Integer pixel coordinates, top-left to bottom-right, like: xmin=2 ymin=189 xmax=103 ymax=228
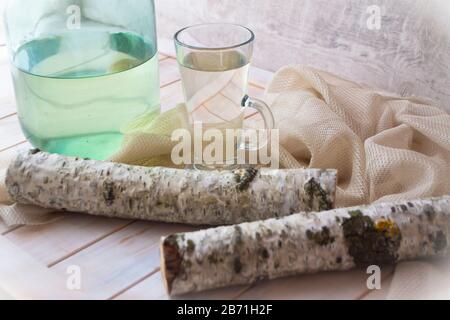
xmin=1 ymin=1 xmax=449 ymax=110
xmin=0 ymin=1 xmax=7 ymax=45
xmin=155 ymin=0 xmax=450 ymax=111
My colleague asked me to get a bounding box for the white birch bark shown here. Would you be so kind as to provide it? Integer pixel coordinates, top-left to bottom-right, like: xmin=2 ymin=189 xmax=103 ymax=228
xmin=5 ymin=150 xmax=337 ymax=225
xmin=161 ymin=196 xmax=450 ymax=295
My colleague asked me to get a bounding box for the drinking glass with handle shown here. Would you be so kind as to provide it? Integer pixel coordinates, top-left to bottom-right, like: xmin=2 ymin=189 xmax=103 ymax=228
xmin=174 ymin=23 xmax=275 ymax=168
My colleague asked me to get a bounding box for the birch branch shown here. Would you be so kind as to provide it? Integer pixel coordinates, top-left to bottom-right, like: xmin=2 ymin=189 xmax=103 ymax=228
xmin=5 ymin=150 xmax=336 ymax=225
xmin=161 ymin=196 xmax=450 ymax=295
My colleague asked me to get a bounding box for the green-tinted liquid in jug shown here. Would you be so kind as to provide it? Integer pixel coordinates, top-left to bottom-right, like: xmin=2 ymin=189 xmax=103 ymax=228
xmin=12 ymin=30 xmax=160 ymax=160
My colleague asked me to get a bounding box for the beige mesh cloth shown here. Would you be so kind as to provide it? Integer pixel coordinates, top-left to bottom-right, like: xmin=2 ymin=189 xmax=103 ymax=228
xmin=264 ymin=66 xmax=450 ymax=207
xmin=1 ymin=65 xmax=450 ymax=299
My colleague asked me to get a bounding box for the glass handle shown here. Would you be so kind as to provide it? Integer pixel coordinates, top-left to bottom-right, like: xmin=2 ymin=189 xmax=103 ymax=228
xmin=240 ymin=95 xmax=275 ymax=151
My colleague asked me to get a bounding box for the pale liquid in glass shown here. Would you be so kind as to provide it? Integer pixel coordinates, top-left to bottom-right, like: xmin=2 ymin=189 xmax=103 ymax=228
xmin=179 ymin=51 xmax=250 ymax=165
xmin=12 ymin=30 xmax=160 ymax=160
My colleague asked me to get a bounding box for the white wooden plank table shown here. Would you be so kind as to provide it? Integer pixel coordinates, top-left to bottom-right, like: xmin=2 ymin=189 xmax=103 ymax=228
xmin=0 ymin=40 xmax=394 ymax=300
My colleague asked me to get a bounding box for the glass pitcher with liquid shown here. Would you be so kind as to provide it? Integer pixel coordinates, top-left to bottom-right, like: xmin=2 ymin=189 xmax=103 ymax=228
xmin=4 ymin=0 xmax=160 ymax=160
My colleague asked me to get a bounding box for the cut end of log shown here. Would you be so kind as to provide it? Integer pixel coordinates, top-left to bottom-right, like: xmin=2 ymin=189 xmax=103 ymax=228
xmin=160 ymin=235 xmax=183 ymax=296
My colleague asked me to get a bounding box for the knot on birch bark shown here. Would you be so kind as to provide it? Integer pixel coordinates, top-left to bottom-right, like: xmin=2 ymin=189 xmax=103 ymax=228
xmin=303 ymin=177 xmax=333 ymax=211
xmin=233 ymin=167 xmax=259 ymax=191
xmin=342 ymin=211 xmax=402 ymax=266
xmin=306 ymin=226 xmax=335 ymax=246
xmin=102 ymin=181 xmax=116 ymax=206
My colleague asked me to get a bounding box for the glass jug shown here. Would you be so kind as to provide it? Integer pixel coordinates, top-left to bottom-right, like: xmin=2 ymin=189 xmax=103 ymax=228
xmin=4 ymin=0 xmax=160 ymax=160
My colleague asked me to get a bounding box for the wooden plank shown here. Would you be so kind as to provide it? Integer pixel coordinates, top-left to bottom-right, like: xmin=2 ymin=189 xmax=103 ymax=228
xmin=0 ymin=46 xmax=7 ymax=65
xmin=0 ymin=63 xmax=16 ymax=119
xmin=0 ymin=98 xmax=16 ymax=120
xmin=0 ymin=236 xmax=95 ymax=299
xmin=0 ymin=142 xmax=31 ymax=235
xmin=0 ymin=220 xmax=18 ymax=235
xmin=114 ymin=272 xmax=170 ymax=300
xmin=115 ymin=271 xmax=248 ymax=300
xmin=0 ymin=221 xmax=18 ymax=236
xmin=0 ymin=2 xmax=6 ymax=46
xmin=158 ymin=38 xmax=176 ymax=58
xmin=160 ymin=80 xmax=182 ymax=112
xmin=50 ymin=221 xmax=194 ymax=300
xmin=0 ymin=115 xmax=25 ymax=151
xmin=0 ymin=140 xmax=31 ymax=165
xmin=5 ymin=215 xmax=134 ymax=266
xmin=0 ymin=286 xmax=14 ymax=300
xmin=0 ymin=94 xmax=185 ymax=299
xmin=0 ymin=46 xmax=17 ymax=119
xmin=0 ymin=223 xmax=9 ymax=235
xmin=159 ymin=58 xmax=180 ymax=88
xmin=360 ymin=265 xmax=396 ymax=300
xmin=360 ymin=260 xmax=450 ymax=300
xmin=361 ymin=275 xmax=394 ymax=300
xmin=236 ymin=266 xmax=394 ymax=300
xmin=249 ymin=67 xmax=273 ymax=90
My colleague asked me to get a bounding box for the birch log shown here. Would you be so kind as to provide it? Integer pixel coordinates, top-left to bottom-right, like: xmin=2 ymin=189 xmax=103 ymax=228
xmin=161 ymin=196 xmax=450 ymax=295
xmin=5 ymin=150 xmax=336 ymax=225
